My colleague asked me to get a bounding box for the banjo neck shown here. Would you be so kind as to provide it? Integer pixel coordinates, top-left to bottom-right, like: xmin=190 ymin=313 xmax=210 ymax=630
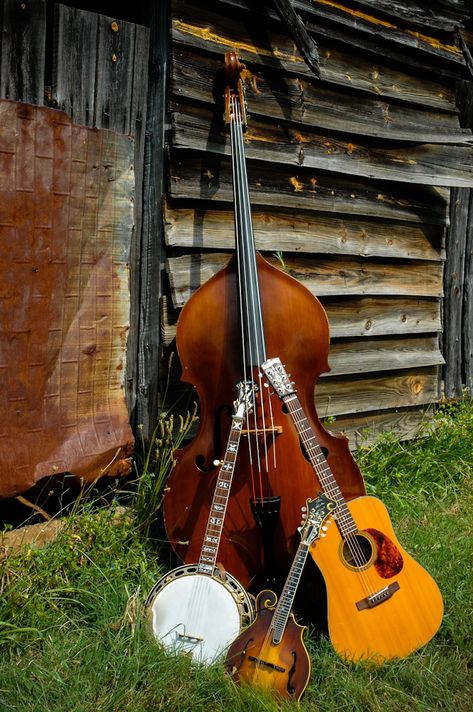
xmin=198 ymin=380 xmax=255 ymax=574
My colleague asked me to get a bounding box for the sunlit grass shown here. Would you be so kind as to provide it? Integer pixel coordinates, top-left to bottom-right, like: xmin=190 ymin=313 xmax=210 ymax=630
xmin=0 ymin=400 xmax=472 ymax=711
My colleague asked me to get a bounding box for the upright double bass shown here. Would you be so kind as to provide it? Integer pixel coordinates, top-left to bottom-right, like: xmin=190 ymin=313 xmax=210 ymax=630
xmin=163 ymin=52 xmax=365 ymax=589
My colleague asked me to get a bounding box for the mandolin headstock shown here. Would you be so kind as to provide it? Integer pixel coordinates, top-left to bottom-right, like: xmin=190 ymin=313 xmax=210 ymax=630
xmin=299 ymin=494 xmax=335 ymax=546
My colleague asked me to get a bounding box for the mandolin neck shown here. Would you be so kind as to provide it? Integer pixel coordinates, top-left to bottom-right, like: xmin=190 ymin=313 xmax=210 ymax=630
xmin=271 ymin=540 xmax=309 ymax=644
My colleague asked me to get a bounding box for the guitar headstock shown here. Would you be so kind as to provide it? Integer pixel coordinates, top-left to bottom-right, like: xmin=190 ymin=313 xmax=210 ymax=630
xmin=261 ymin=357 xmax=295 ymax=399
xmin=233 ymin=380 xmax=257 ymax=419
xmin=299 ymin=494 xmax=335 ymax=546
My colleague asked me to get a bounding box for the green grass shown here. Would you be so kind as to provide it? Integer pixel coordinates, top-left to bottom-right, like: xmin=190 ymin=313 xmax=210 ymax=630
xmin=0 ymin=401 xmax=472 ymax=711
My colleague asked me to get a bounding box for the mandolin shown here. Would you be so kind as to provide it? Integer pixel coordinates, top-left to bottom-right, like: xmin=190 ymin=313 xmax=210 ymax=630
xmin=226 ymin=494 xmax=335 ymax=700
xmin=262 ymin=357 xmax=444 ymax=662
xmin=145 ymin=382 xmax=255 ymax=664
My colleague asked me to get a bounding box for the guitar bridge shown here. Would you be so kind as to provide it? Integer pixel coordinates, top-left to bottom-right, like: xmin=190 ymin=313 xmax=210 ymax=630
xmin=356 ymin=581 xmax=400 ymax=611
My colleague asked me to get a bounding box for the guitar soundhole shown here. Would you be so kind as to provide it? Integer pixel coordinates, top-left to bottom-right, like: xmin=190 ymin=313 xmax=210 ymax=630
xmin=340 ymin=532 xmax=376 ymax=571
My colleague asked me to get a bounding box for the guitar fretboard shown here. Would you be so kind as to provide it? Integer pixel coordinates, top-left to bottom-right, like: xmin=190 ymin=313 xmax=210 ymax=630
xmin=197 ymin=413 xmax=245 ymax=574
xmin=284 ymin=394 xmax=357 ymax=538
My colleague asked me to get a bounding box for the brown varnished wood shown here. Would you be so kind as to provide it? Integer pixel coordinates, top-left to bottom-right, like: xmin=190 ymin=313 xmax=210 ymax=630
xmin=163 ymin=253 xmax=366 ymax=588
xmin=225 ymin=590 xmax=310 ymax=701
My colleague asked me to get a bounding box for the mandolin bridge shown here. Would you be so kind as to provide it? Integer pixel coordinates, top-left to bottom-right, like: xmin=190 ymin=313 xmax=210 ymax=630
xmin=248 ymin=655 xmax=285 ymax=673
xmin=356 ymin=581 xmax=400 ymax=611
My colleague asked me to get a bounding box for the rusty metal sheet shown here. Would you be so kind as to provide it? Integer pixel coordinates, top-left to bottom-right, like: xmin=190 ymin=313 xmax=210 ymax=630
xmin=0 ymin=100 xmax=134 ymax=499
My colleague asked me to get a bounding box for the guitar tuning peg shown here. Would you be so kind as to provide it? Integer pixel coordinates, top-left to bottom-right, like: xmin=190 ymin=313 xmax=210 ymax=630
xmin=322 ymin=525 xmax=328 ymax=531
xmin=320 ymin=532 xmax=326 ymax=538
xmin=301 ymin=514 xmax=307 ymax=520
xmin=301 ymin=506 xmax=307 ymax=512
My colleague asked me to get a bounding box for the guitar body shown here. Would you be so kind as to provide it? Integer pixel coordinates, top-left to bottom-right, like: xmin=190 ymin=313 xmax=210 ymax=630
xmin=145 ymin=564 xmax=254 ymax=665
xmin=309 ymin=496 xmax=443 ymax=662
xmin=225 ymin=590 xmax=310 ymax=701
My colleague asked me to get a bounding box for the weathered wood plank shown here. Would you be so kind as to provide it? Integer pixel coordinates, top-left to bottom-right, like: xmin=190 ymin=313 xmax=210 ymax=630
xmin=332 ymin=1 xmax=464 ymax=32
xmin=172 ymin=106 xmax=473 ymax=187
xmin=327 ymin=406 xmax=434 ymax=449
xmin=443 ymin=193 xmax=469 ymax=399
xmin=171 ymin=1 xmax=456 ymax=110
xmin=171 ymin=47 xmax=467 ymax=144
xmin=327 ymin=336 xmax=444 ymax=376
xmin=0 ymin=0 xmax=46 ymax=105
xmin=213 ymin=0 xmax=465 ymax=76
xmin=315 ymin=367 xmax=439 ymax=417
xmin=159 ymin=294 xmax=442 ymax=346
xmin=164 ymin=202 xmax=444 ymax=261
xmin=136 ymin=0 xmax=168 ymax=437
xmin=53 ymin=5 xmax=98 ymax=126
xmin=166 ymin=253 xmax=443 ymax=308
xmin=464 ymin=188 xmax=473 ymax=396
xmin=169 ymin=153 xmax=450 ymax=225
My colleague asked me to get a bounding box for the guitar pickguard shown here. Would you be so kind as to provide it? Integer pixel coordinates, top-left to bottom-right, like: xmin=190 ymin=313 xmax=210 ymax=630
xmin=365 ymin=528 xmax=404 ymax=579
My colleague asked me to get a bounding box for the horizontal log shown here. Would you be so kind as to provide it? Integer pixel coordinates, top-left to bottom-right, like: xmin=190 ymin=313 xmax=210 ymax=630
xmin=159 ymin=294 xmax=442 ymax=345
xmin=326 ymin=336 xmax=444 ymax=376
xmin=327 ymin=405 xmax=435 ymax=448
xmin=171 ymin=48 xmax=467 ymax=144
xmin=172 ymin=106 xmax=473 ymax=187
xmin=328 ymin=1 xmax=464 ymax=32
xmin=314 ymin=367 xmax=439 ymax=416
xmin=213 ymin=0 xmax=465 ymax=76
xmin=166 ymin=253 xmax=443 ymax=307
xmin=164 ymin=202 xmax=444 ymax=260
xmin=169 ymin=152 xmax=450 ymax=225
xmin=171 ymin=1 xmax=456 ymax=110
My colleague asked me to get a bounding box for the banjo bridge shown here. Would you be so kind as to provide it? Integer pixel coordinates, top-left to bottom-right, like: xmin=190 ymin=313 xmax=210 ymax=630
xmin=177 ymin=632 xmax=204 ymax=644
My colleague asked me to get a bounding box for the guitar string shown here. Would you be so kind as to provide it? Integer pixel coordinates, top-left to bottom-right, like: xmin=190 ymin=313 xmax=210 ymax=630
xmin=286 ymin=397 xmax=376 ymax=596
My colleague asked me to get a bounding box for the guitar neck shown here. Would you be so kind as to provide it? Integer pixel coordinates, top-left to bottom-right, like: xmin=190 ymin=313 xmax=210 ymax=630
xmin=197 ymin=412 xmax=245 ymax=574
xmin=271 ymin=541 xmax=310 ymax=644
xmin=283 ymin=393 xmax=357 ymax=538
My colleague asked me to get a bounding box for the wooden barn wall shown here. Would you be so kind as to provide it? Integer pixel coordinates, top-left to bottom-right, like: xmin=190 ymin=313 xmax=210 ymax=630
xmin=162 ymin=0 xmax=473 ymax=446
xmin=0 ymin=0 xmax=150 ymax=497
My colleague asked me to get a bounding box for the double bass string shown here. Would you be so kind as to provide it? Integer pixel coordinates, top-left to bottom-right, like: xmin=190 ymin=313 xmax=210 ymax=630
xmin=231 ymin=94 xmax=277 ymax=500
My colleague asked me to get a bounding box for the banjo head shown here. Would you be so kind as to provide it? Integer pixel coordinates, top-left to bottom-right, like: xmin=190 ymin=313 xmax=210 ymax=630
xmin=145 ymin=564 xmax=254 ymax=665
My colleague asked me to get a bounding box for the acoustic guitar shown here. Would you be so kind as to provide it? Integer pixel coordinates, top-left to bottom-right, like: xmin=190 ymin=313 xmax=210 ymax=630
xmin=262 ymin=357 xmax=444 ymax=663
xmin=145 ymin=382 xmax=255 ymax=664
xmin=226 ymin=494 xmax=335 ymax=700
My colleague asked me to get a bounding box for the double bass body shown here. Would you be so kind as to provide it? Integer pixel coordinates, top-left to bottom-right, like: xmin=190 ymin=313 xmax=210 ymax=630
xmin=163 ymin=51 xmax=365 ymax=590
xmin=163 ymin=254 xmax=365 ymax=588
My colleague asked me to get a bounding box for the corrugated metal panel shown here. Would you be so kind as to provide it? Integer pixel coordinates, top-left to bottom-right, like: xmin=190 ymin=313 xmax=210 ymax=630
xmin=0 ymin=99 xmax=134 ymax=498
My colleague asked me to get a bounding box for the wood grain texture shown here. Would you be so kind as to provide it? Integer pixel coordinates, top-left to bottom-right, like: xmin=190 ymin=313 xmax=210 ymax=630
xmin=0 ymin=0 xmax=46 ymax=105
xmin=169 ymin=153 xmax=450 ymax=225
xmin=166 ymin=253 xmax=443 ymax=308
xmin=172 ymin=106 xmax=473 ymax=187
xmin=326 ymin=406 xmax=435 ymax=448
xmin=309 ymin=495 xmax=443 ymax=662
xmin=171 ymin=47 xmax=466 ymax=143
xmin=314 ymin=367 xmax=440 ymax=417
xmin=160 ymin=295 xmax=441 ymax=345
xmin=171 ymin=0 xmax=456 ymax=110
xmin=164 ymin=202 xmax=444 ymax=260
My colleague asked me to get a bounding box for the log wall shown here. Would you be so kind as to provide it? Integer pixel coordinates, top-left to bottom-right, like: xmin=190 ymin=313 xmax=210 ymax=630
xmin=162 ymin=0 xmax=473 ymax=446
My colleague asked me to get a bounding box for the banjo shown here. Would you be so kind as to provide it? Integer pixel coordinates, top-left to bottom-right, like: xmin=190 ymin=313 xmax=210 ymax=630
xmin=145 ymin=381 xmax=256 ymax=664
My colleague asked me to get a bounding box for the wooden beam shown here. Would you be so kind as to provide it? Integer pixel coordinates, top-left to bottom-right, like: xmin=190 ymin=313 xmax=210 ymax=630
xmin=164 ymin=202 xmax=444 ymax=261
xmin=172 ymin=106 xmax=473 ymax=187
xmin=166 ymin=253 xmax=443 ymax=308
